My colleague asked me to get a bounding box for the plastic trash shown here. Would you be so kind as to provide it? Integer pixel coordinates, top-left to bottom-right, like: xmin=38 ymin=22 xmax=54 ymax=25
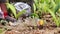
xmin=14 ymin=2 xmax=31 ymax=16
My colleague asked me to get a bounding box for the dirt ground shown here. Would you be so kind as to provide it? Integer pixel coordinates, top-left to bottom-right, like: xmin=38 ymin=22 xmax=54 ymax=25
xmin=0 ymin=13 xmax=60 ymax=34
xmin=2 ymin=24 xmax=60 ymax=34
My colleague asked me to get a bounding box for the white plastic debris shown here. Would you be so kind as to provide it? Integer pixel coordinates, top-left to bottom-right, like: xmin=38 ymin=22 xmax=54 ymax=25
xmin=14 ymin=2 xmax=31 ymax=16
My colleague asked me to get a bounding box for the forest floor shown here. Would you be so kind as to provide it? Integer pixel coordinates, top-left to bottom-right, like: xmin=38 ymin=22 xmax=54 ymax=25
xmin=0 ymin=13 xmax=60 ymax=34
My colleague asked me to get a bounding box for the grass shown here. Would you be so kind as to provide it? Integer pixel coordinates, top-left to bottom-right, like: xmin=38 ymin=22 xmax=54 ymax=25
xmin=33 ymin=0 xmax=60 ymax=27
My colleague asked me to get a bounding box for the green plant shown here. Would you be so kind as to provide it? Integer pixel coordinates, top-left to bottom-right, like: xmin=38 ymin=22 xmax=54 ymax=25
xmin=31 ymin=1 xmax=39 ymax=18
xmin=5 ymin=0 xmax=26 ymax=19
xmin=54 ymin=2 xmax=60 ymax=26
xmin=6 ymin=3 xmax=26 ymax=19
xmin=33 ymin=0 xmax=60 ymax=26
xmin=6 ymin=3 xmax=16 ymax=18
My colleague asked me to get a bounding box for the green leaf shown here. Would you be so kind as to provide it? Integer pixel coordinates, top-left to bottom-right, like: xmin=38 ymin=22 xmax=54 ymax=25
xmin=6 ymin=3 xmax=16 ymax=18
xmin=45 ymin=0 xmax=50 ymax=3
xmin=54 ymin=0 xmax=60 ymax=4
xmin=31 ymin=13 xmax=39 ymax=18
xmin=33 ymin=3 xmax=36 ymax=13
xmin=54 ymin=3 xmax=60 ymax=13
xmin=47 ymin=9 xmax=59 ymax=27
xmin=40 ymin=0 xmax=45 ymax=3
xmin=16 ymin=10 xmax=26 ymax=19
xmin=34 ymin=0 xmax=38 ymax=3
xmin=6 ymin=3 xmax=26 ymax=19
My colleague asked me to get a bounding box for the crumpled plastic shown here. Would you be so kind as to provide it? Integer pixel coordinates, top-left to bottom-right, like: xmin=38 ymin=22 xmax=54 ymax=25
xmin=14 ymin=2 xmax=31 ymax=16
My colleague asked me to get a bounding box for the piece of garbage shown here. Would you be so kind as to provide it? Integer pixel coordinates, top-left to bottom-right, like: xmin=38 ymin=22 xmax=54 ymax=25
xmin=14 ymin=2 xmax=31 ymax=16
xmin=37 ymin=19 xmax=44 ymax=26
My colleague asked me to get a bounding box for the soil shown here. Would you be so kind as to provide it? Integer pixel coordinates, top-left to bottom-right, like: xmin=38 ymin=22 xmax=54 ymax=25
xmin=1 ymin=23 xmax=60 ymax=34
xmin=0 ymin=13 xmax=60 ymax=34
